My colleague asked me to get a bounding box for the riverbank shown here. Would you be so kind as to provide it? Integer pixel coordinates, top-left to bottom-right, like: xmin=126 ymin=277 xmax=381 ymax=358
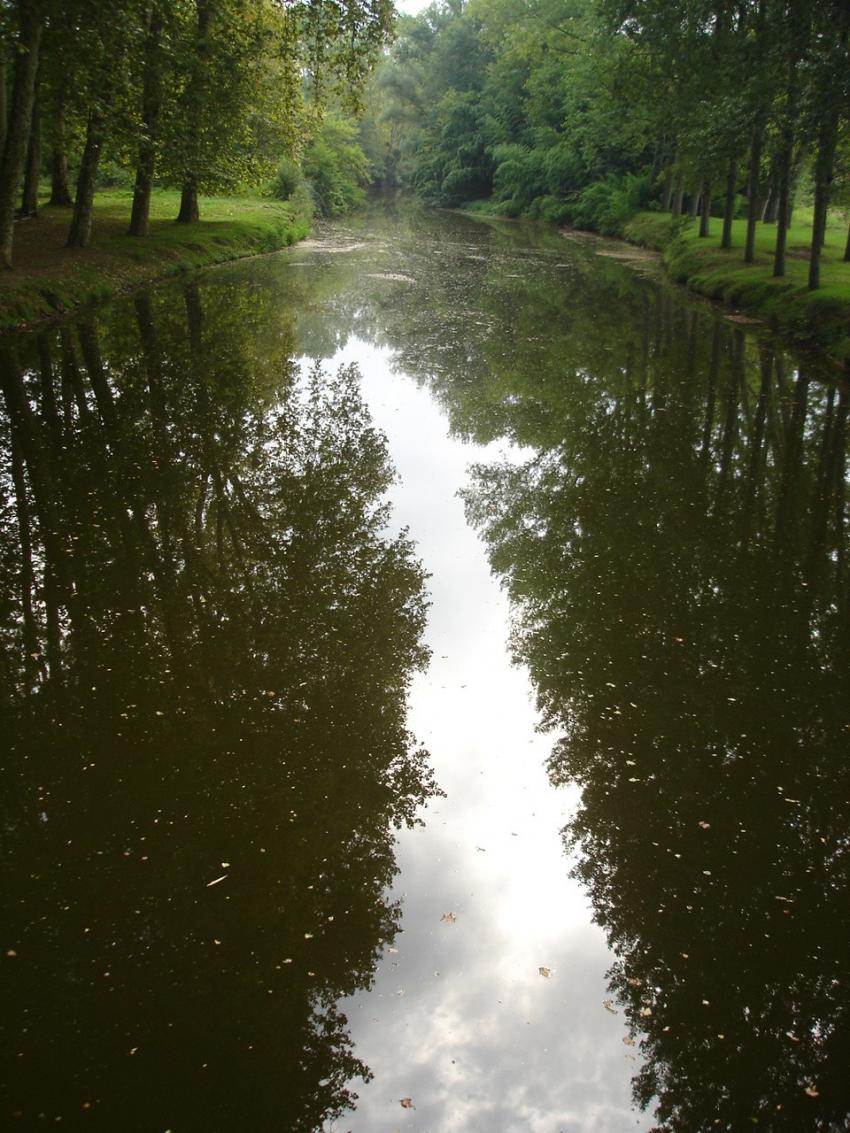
xmin=623 ymin=211 xmax=850 ymax=368
xmin=0 ymin=190 xmax=310 ymax=332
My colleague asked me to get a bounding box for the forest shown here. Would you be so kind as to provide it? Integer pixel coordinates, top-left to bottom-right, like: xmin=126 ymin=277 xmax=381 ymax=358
xmin=0 ymin=0 xmax=393 ymax=269
xmin=367 ymin=0 xmax=850 ymax=291
xmin=0 ymin=0 xmax=849 ymax=308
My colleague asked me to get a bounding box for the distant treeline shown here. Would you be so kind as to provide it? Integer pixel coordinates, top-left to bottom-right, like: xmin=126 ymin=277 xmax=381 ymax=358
xmin=0 ymin=0 xmax=393 ymax=268
xmin=369 ymin=0 xmax=850 ymax=287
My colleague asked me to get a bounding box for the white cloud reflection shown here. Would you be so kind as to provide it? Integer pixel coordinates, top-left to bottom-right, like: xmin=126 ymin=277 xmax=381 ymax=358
xmin=304 ymin=340 xmax=650 ymax=1131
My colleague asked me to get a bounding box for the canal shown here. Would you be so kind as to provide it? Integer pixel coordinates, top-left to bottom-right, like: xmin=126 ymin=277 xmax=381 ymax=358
xmin=2 ymin=206 xmax=848 ymax=1131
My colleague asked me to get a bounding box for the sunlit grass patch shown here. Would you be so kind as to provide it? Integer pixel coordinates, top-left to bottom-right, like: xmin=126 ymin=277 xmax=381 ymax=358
xmin=0 ymin=189 xmax=311 ymax=331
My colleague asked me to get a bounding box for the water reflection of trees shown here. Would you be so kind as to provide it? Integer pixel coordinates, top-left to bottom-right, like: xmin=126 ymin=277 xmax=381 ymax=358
xmin=462 ymin=296 xmax=850 ymax=1131
xmin=0 ymin=283 xmax=437 ymax=1130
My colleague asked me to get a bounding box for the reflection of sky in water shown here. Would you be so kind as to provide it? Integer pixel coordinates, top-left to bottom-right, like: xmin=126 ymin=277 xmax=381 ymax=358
xmin=298 ymin=340 xmax=649 ymax=1130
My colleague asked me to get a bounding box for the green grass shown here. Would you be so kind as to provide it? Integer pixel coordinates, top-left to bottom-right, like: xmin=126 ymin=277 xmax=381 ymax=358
xmin=623 ymin=208 xmax=850 ymax=366
xmin=0 ymin=189 xmax=311 ymax=331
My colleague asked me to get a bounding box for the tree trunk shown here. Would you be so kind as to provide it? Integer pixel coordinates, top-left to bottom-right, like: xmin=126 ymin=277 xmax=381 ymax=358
xmin=759 ymin=152 xmax=780 ymax=222
xmin=843 ymin=220 xmax=850 ymax=263
xmin=808 ymin=117 xmax=840 ymax=290
xmin=761 ymin=170 xmax=779 ymax=223
xmin=809 ymin=10 xmax=850 ymax=288
xmin=721 ymin=157 xmax=737 ymax=249
xmin=0 ymin=1 xmax=43 ymax=269
xmin=660 ymin=168 xmax=674 ymax=212
xmin=671 ymin=174 xmax=684 ymax=217
xmin=49 ymin=94 xmax=73 ymax=206
xmin=20 ymin=91 xmax=40 ymax=218
xmin=175 ymin=0 xmax=212 ymax=225
xmin=699 ymin=182 xmax=711 ymax=238
xmin=785 ymin=146 xmax=806 ymax=229
xmin=688 ymin=190 xmax=700 ymax=219
xmin=773 ymin=61 xmax=798 ymax=278
xmin=129 ymin=6 xmax=164 ymax=237
xmin=744 ymin=124 xmax=764 ymax=263
xmin=0 ymin=56 xmax=7 ymax=159
xmin=66 ymin=109 xmax=105 ymax=248
xmin=176 ymin=177 xmax=199 ymax=224
xmin=773 ymin=141 xmax=792 ymax=277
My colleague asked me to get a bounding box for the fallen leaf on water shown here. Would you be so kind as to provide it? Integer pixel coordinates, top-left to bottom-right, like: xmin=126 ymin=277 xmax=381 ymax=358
xmin=539 ymin=966 xmax=552 ymax=979
xmin=602 ymin=999 xmax=617 ymax=1013
xmin=440 ymin=913 xmax=457 ymax=925
xmin=400 ymin=1097 xmax=415 ymax=1109
xmin=804 ymin=1085 xmax=819 ymax=1098
xmin=698 ymin=821 xmax=710 ymax=830
xmin=206 ymin=875 xmax=227 ymax=888
xmin=623 ymin=1036 xmax=635 ymax=1046
xmin=639 ymin=1007 xmax=653 ymax=1017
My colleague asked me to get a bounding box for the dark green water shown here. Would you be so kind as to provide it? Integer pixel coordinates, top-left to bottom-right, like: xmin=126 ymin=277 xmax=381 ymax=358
xmin=2 ymin=207 xmax=849 ymax=1131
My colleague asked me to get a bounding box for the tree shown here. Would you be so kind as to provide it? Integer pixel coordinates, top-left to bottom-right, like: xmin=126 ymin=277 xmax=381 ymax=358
xmin=0 ymin=0 xmax=43 ymax=268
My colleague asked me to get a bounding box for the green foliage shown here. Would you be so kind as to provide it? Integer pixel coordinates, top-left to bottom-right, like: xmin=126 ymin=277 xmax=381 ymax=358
xmin=570 ymin=173 xmax=655 ymax=236
xmin=302 ymin=117 xmax=371 ymax=216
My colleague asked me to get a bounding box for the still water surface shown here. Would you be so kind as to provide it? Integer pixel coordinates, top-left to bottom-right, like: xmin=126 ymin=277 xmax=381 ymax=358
xmin=2 ymin=208 xmax=848 ymax=1131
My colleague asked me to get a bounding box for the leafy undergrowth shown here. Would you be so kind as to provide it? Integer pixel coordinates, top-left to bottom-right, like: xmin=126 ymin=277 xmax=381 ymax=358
xmin=0 ymin=189 xmax=311 ymax=331
xmin=623 ymin=211 xmax=850 ymax=366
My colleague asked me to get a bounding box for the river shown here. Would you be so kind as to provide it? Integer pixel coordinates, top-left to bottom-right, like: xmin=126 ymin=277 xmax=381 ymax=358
xmin=2 ymin=205 xmax=848 ymax=1132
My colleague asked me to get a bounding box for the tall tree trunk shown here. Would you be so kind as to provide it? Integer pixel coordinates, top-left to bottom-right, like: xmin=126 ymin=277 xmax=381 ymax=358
xmin=721 ymin=157 xmax=737 ymax=249
xmin=688 ymin=189 xmax=700 ymax=219
xmin=0 ymin=1 xmax=43 ymax=269
xmin=20 ymin=91 xmax=40 ymax=218
xmin=699 ymin=182 xmax=711 ymax=237
xmin=760 ymin=154 xmax=780 ymax=222
xmin=129 ymin=5 xmax=164 ymax=237
xmin=843 ymin=220 xmax=850 ymax=263
xmin=809 ymin=10 xmax=850 ymax=288
xmin=175 ymin=0 xmax=212 ymax=225
xmin=49 ymin=93 xmax=73 ymax=206
xmin=66 ymin=108 xmax=105 ymax=248
xmin=808 ymin=118 xmax=840 ymax=290
xmin=744 ymin=123 xmax=764 ymax=263
xmin=0 ymin=56 xmax=7 ymax=159
xmin=785 ymin=145 xmax=806 ymax=229
xmin=660 ymin=168 xmax=674 ymax=212
xmin=773 ymin=142 xmax=792 ymax=277
xmin=761 ymin=178 xmax=779 ymax=222
xmin=671 ymin=173 xmax=684 ymax=217
xmin=773 ymin=61 xmax=798 ymax=278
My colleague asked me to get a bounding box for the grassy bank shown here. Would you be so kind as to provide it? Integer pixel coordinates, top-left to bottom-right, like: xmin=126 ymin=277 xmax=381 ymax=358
xmin=0 ymin=189 xmax=310 ymax=331
xmin=623 ymin=210 xmax=850 ymax=367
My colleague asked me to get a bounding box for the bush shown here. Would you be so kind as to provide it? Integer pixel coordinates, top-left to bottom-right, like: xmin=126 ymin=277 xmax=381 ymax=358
xmin=302 ymin=117 xmax=370 ymax=217
xmin=571 ymin=172 xmax=653 ymax=236
xmin=271 ymin=156 xmax=304 ymax=201
xmin=538 ymin=196 xmax=573 ymax=224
